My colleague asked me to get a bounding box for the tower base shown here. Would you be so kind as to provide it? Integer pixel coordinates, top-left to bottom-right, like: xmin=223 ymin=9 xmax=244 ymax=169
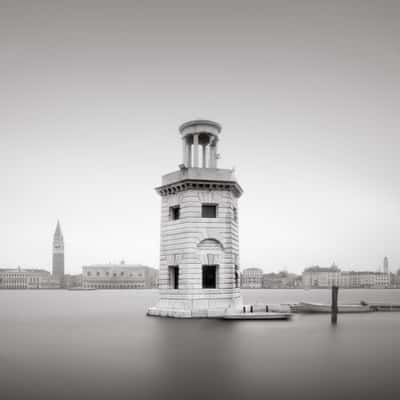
xmin=147 ymin=289 xmax=243 ymax=318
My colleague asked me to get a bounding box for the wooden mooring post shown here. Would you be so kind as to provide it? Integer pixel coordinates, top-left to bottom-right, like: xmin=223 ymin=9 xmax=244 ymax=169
xmin=331 ymin=285 xmax=339 ymax=324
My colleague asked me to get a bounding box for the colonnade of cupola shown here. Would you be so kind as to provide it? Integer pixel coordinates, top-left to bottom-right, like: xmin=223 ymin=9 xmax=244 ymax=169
xmin=179 ymin=120 xmax=221 ymax=169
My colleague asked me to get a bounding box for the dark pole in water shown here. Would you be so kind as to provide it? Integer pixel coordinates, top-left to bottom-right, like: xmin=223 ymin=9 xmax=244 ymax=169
xmin=331 ymin=285 xmax=339 ymax=324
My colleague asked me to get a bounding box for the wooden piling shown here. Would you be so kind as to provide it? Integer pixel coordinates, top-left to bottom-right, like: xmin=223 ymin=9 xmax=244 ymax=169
xmin=331 ymin=285 xmax=339 ymax=324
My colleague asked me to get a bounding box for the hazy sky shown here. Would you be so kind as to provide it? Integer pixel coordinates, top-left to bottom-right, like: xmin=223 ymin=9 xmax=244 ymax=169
xmin=1 ymin=0 xmax=399 ymax=274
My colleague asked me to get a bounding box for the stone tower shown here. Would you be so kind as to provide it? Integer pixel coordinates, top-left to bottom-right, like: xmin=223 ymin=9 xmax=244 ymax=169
xmin=148 ymin=120 xmax=243 ymax=318
xmin=52 ymin=220 xmax=65 ymax=283
xmin=383 ymin=256 xmax=389 ymax=275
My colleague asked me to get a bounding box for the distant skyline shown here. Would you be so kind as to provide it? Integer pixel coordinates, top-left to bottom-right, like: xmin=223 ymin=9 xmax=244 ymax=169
xmin=1 ymin=1 xmax=400 ymax=274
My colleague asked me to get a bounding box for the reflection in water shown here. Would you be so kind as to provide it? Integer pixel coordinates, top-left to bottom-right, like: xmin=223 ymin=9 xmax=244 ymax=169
xmin=1 ymin=289 xmax=400 ymax=400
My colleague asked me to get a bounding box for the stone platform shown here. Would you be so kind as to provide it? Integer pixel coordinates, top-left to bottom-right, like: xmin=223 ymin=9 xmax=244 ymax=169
xmin=147 ymin=289 xmax=243 ymax=318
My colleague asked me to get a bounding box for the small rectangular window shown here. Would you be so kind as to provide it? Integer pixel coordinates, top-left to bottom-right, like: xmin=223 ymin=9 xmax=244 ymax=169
xmin=170 ymin=205 xmax=180 ymax=220
xmin=202 ymin=265 xmax=217 ymax=288
xmin=202 ymin=204 xmax=217 ymax=218
xmin=235 ymin=265 xmax=240 ymax=288
xmin=169 ymin=266 xmax=179 ymax=289
xmin=233 ymin=207 xmax=238 ymax=222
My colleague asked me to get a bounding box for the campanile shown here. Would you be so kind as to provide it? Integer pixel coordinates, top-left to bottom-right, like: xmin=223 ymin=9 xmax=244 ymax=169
xmin=52 ymin=220 xmax=65 ymax=284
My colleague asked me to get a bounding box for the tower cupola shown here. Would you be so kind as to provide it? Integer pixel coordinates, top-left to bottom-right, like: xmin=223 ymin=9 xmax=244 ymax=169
xmin=180 ymin=120 xmax=222 ymax=169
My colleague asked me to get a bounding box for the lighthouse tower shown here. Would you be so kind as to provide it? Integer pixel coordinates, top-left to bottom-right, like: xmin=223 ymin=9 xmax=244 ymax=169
xmin=148 ymin=120 xmax=243 ymax=318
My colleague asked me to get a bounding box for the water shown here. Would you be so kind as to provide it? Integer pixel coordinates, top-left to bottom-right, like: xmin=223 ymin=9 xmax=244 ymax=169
xmin=1 ymin=289 xmax=400 ymax=400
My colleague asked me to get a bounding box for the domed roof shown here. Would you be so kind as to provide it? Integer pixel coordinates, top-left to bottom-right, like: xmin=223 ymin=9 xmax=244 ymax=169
xmin=179 ymin=120 xmax=222 ymax=135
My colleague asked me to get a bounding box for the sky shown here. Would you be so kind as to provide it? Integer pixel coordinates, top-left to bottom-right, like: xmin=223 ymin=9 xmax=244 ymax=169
xmin=1 ymin=0 xmax=399 ymax=275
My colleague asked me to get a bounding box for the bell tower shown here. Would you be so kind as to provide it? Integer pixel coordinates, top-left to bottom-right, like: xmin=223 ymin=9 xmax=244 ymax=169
xmin=52 ymin=220 xmax=65 ymax=285
xmin=148 ymin=120 xmax=243 ymax=318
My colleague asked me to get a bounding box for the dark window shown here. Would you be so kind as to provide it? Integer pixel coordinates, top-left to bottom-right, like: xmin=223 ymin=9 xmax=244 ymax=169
xmin=202 ymin=204 xmax=217 ymax=218
xmin=120 ymin=272 xmax=124 ymax=276
xmin=235 ymin=265 xmax=240 ymax=288
xmin=87 ymin=272 xmax=91 ymax=276
xmin=96 ymin=272 xmax=100 ymax=276
xmin=233 ymin=207 xmax=238 ymax=222
xmin=170 ymin=206 xmax=180 ymax=220
xmin=169 ymin=266 xmax=179 ymax=289
xmin=202 ymin=265 xmax=217 ymax=288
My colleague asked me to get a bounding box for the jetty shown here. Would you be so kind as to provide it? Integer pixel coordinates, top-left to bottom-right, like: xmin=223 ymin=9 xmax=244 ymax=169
xmin=237 ymin=302 xmax=400 ymax=314
xmin=289 ymin=302 xmax=400 ymax=313
xmin=222 ymin=312 xmax=292 ymax=320
xmin=369 ymin=303 xmax=400 ymax=312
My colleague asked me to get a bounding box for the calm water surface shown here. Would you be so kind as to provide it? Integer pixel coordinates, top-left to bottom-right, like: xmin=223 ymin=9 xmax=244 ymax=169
xmin=1 ymin=289 xmax=400 ymax=400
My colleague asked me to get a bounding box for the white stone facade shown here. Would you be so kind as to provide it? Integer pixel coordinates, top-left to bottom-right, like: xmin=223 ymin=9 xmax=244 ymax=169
xmin=302 ymin=267 xmax=341 ymax=288
xmin=148 ymin=120 xmax=243 ymax=318
xmin=241 ymin=268 xmax=263 ymax=288
xmin=303 ymin=266 xmax=391 ymax=289
xmin=82 ymin=264 xmax=158 ymax=289
xmin=0 ymin=268 xmax=58 ymax=289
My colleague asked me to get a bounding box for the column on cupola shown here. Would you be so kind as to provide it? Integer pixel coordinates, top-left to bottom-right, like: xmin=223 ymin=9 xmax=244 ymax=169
xmin=182 ymin=136 xmax=192 ymax=167
xmin=182 ymin=137 xmax=187 ymax=166
xmin=202 ymin=143 xmax=207 ymax=168
xmin=193 ymin=133 xmax=199 ymax=167
xmin=209 ymin=136 xmax=218 ymax=168
xmin=187 ymin=139 xmax=192 ymax=167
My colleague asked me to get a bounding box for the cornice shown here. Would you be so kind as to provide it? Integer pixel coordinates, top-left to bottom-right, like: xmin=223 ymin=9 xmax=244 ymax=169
xmin=156 ymin=178 xmax=243 ymax=198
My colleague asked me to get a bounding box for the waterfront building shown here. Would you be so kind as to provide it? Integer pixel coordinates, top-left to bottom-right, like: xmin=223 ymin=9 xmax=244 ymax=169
xmin=356 ymin=271 xmax=390 ymax=288
xmin=262 ymin=271 xmax=301 ymax=289
xmin=241 ymin=268 xmax=263 ymax=288
xmin=302 ymin=264 xmax=341 ymax=288
xmin=52 ymin=221 xmax=65 ymax=285
xmin=63 ymin=274 xmax=83 ymax=289
xmin=148 ymin=120 xmax=243 ymax=318
xmin=82 ymin=263 xmax=158 ymax=289
xmin=0 ymin=267 xmax=59 ymax=289
xmin=396 ymin=269 xmax=400 ymax=287
xmin=303 ymin=267 xmax=390 ymax=289
xmin=347 ymin=271 xmax=390 ymax=288
xmin=339 ymin=271 xmax=352 ymax=288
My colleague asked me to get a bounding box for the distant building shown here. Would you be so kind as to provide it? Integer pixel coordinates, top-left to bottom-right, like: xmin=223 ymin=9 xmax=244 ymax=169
xmin=241 ymin=268 xmax=263 ymax=288
xmin=63 ymin=274 xmax=82 ymax=289
xmin=396 ymin=269 xmax=400 ymax=287
xmin=339 ymin=271 xmax=353 ymax=288
xmin=262 ymin=273 xmax=282 ymax=289
xmin=0 ymin=267 xmax=59 ymax=289
xmin=262 ymin=271 xmax=301 ymax=289
xmin=302 ymin=264 xmax=340 ymax=288
xmin=82 ymin=263 xmax=158 ymax=289
xmin=349 ymin=271 xmax=390 ymax=288
xmin=303 ymin=266 xmax=390 ymax=289
xmin=52 ymin=221 xmax=65 ymax=285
